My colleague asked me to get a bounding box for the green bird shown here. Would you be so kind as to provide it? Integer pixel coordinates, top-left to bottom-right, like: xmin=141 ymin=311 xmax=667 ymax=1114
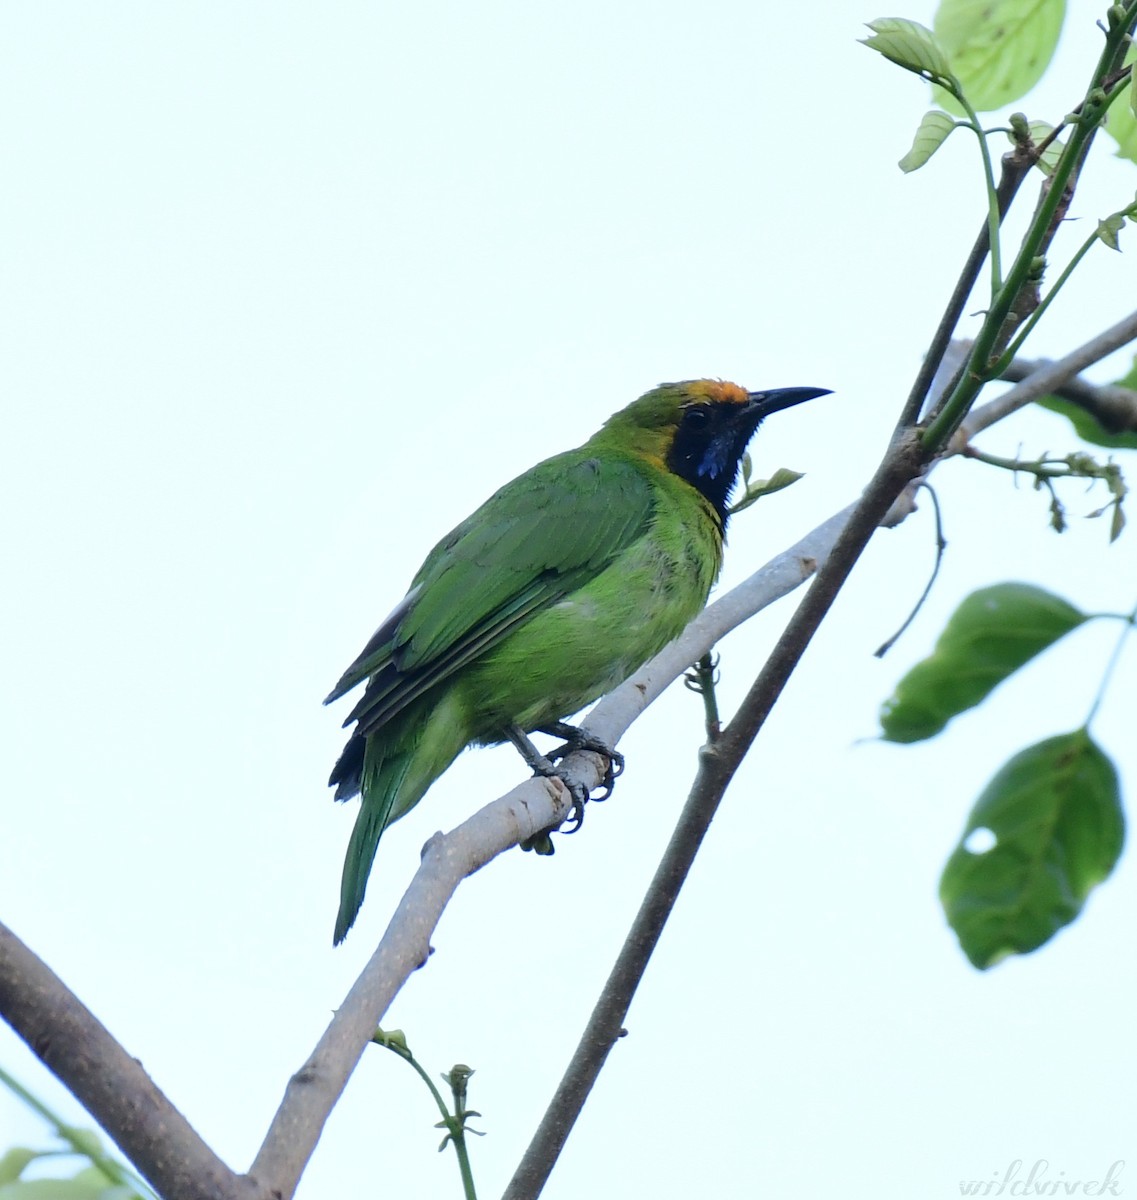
xmin=326 ymin=378 xmax=828 ymax=943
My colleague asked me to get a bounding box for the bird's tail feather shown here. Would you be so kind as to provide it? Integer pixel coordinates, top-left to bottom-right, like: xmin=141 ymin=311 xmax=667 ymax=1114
xmin=333 ymin=699 xmax=467 ymax=944
xmin=334 ymin=744 xmax=412 ymax=944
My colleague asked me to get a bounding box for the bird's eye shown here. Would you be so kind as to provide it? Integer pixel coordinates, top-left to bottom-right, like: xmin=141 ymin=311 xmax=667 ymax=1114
xmin=684 ymin=406 xmax=710 ymax=426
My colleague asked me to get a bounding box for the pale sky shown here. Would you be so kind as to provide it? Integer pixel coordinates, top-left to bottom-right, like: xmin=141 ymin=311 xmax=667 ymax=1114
xmin=2 ymin=3 xmax=1135 ymax=1197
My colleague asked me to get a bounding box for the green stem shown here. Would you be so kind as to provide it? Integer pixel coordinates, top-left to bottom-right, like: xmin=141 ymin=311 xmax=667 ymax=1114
xmin=1085 ymin=603 xmax=1137 ymax=728
xmin=958 ymin=101 xmax=1003 ymax=293
xmin=0 ymin=1065 xmax=156 ymax=1199
xmin=993 ymin=226 xmax=1101 ymax=373
xmin=688 ymin=652 xmax=721 ymax=742
xmin=967 ymin=447 xmax=1081 ymax=478
xmin=452 ymin=1130 xmax=478 ymax=1200
xmin=921 ymin=6 xmax=1137 ymax=452
xmin=372 ymin=1038 xmax=479 ymax=1200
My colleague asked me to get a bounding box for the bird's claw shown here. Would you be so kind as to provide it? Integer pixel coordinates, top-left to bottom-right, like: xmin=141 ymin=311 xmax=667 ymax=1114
xmin=507 ymin=721 xmax=624 ymax=842
xmin=540 ymin=722 xmax=625 ymax=803
xmin=519 ymin=765 xmax=588 ymax=849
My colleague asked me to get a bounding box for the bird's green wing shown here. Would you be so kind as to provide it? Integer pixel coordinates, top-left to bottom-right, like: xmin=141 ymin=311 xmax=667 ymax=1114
xmin=326 ymin=450 xmax=655 ymax=735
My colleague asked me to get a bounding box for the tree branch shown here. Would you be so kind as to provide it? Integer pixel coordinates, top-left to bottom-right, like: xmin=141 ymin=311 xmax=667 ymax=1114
xmin=7 ymin=328 xmax=1130 ymax=1199
xmin=248 ymin=504 xmax=856 ymax=1197
xmin=0 ymin=506 xmax=849 ymax=1200
xmin=0 ymin=921 xmax=259 ymax=1200
xmin=10 ymin=312 xmax=1125 ymax=1194
xmin=958 ymin=308 xmax=1137 ymax=441
xmin=502 ymin=230 xmax=1137 ymax=1200
xmin=502 ymin=426 xmax=925 ymax=1200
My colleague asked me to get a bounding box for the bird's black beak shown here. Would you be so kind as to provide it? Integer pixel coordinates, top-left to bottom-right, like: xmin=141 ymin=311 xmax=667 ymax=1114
xmin=745 ymin=386 xmax=832 ymax=420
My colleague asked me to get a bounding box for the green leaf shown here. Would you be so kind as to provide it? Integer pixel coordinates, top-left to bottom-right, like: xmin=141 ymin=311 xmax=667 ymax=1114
xmin=1111 ymin=501 xmax=1126 ymax=541
xmin=1035 ymin=353 xmax=1137 ymax=450
xmin=0 ymin=1152 xmax=40 ymax=1187
xmin=1103 ymin=45 xmax=1137 ymax=164
xmin=1097 ymin=212 xmax=1126 ymax=251
xmin=860 ymin=18 xmax=953 ymax=82
xmin=0 ymin=1179 xmax=117 ymax=1200
xmin=940 ymin=731 xmax=1125 ymax=969
xmin=899 ymin=110 xmax=958 ymax=172
xmin=1105 ymin=94 xmax=1137 ymax=164
xmin=729 ymin=468 xmax=804 ymax=515
xmin=879 ymin=583 xmax=1087 ymax=742
xmin=70 ymin=1169 xmax=137 ymax=1200
xmin=1034 ymin=394 xmax=1137 ymax=450
xmin=934 ymin=0 xmax=1065 ymax=113
xmin=63 ymin=1134 xmax=103 ymax=1164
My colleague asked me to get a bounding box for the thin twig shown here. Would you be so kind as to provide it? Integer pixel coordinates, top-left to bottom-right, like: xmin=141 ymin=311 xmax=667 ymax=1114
xmin=874 ymin=482 xmax=947 ymax=658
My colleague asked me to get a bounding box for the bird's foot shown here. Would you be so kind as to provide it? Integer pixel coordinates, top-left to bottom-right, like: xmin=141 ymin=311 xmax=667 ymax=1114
xmin=505 ymin=723 xmax=595 ymax=840
xmin=538 ymin=722 xmax=625 ymax=802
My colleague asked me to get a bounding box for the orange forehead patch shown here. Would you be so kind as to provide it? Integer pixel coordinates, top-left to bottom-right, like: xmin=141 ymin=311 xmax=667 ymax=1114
xmin=687 ymin=379 xmax=749 ymax=405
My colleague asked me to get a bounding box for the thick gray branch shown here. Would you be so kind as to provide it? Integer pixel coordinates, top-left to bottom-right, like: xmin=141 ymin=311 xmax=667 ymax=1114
xmin=0 ymin=921 xmax=259 ymax=1200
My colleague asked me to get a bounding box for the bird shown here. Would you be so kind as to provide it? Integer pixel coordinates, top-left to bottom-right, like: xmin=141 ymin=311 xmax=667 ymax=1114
xmin=325 ymin=378 xmax=829 ymax=943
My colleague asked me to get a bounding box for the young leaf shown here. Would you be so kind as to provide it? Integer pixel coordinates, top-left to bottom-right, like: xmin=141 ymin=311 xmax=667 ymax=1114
xmin=1111 ymin=503 xmax=1127 ymax=540
xmin=934 ymin=0 xmax=1066 ymax=113
xmin=730 ymin=467 xmax=804 ymax=515
xmin=860 ymin=18 xmax=953 ymax=82
xmin=879 ymin=582 xmax=1087 ymax=742
xmin=940 ymin=731 xmax=1125 ymax=969
xmin=1097 ymin=212 xmax=1126 ymax=250
xmin=899 ymin=110 xmax=958 ymax=172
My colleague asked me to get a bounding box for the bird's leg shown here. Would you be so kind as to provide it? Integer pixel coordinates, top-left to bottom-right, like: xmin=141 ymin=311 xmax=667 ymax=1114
xmin=504 ymin=724 xmax=589 ymax=842
xmin=537 ymin=721 xmax=625 ymax=801
xmin=505 ymin=724 xmax=557 ymax=776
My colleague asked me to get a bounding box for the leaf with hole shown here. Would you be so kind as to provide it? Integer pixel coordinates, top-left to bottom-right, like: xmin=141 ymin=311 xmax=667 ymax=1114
xmin=940 ymin=731 xmax=1125 ymax=969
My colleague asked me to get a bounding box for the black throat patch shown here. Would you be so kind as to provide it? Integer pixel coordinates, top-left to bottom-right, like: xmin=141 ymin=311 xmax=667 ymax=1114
xmin=665 ymin=404 xmax=760 ymax=526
